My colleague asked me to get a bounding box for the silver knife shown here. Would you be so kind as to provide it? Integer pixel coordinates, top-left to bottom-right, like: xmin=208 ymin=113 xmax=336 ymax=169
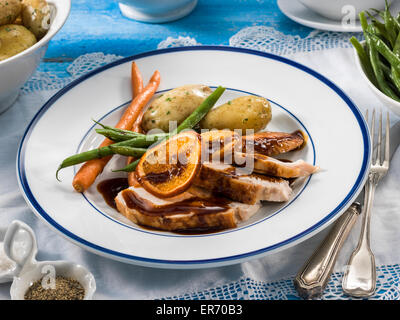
xmin=294 ymin=120 xmax=400 ymax=299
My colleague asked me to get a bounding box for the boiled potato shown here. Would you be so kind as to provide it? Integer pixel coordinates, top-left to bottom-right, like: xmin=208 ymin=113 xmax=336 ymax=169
xmin=200 ymin=95 xmax=272 ymax=134
xmin=0 ymin=24 xmax=37 ymax=61
xmin=142 ymin=84 xmax=212 ymax=132
xmin=21 ymin=0 xmax=51 ymax=39
xmin=0 ymin=0 xmax=21 ymax=26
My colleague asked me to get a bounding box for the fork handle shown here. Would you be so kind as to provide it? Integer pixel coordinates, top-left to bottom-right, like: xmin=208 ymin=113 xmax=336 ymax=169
xmin=294 ymin=203 xmax=361 ymax=299
xmin=342 ymin=178 xmax=377 ymax=297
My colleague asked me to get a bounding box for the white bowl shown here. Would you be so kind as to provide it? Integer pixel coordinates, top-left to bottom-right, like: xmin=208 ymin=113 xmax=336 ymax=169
xmin=118 ymin=0 xmax=197 ymax=23
xmin=354 ymin=41 xmax=400 ymax=116
xmin=2 ymin=220 xmax=96 ymax=300
xmin=298 ymin=0 xmax=389 ymax=21
xmin=0 ymin=0 xmax=71 ymax=113
xmin=10 ymin=260 xmax=96 ymax=300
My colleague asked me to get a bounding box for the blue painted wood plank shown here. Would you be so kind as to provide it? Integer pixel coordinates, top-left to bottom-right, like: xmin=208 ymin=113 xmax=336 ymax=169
xmin=45 ymin=0 xmax=313 ymax=60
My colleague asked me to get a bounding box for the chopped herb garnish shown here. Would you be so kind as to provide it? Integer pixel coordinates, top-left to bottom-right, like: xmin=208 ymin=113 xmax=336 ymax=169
xmin=166 ymin=111 xmax=170 ymax=115
xmin=227 ymin=101 xmax=231 ymax=105
xmin=165 ymin=97 xmax=172 ymax=102
xmin=151 ymin=120 xmax=156 ymax=123
xmin=242 ymin=118 xmax=248 ymax=123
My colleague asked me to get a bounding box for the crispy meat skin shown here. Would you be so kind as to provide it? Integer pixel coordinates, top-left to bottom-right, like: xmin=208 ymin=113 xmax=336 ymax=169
xmin=242 ymin=131 xmax=305 ymax=156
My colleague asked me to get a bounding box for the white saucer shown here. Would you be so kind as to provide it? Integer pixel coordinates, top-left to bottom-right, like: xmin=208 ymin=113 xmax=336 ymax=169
xmin=278 ymin=0 xmax=400 ymax=32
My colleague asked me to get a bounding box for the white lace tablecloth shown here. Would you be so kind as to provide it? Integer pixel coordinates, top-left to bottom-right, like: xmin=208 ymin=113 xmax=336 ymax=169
xmin=0 ymin=27 xmax=399 ymax=300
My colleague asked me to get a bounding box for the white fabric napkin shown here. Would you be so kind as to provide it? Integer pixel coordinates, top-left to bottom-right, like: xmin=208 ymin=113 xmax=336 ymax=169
xmin=0 ymin=45 xmax=399 ymax=300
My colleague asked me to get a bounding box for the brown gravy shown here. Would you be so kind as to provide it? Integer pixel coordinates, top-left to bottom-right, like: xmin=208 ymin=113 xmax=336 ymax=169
xmin=97 ymin=178 xmax=232 ymax=235
xmin=137 ymin=223 xmax=230 ymax=235
xmin=97 ymin=178 xmax=129 ymax=209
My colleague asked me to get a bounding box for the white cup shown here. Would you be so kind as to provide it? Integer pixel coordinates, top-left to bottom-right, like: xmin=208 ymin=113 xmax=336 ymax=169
xmin=118 ymin=0 xmax=198 ymax=23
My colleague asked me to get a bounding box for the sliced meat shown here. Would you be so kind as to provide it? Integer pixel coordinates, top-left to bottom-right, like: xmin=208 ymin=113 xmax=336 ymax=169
xmin=233 ymin=152 xmax=319 ymax=178
xmin=115 ymin=186 xmax=261 ymax=231
xmin=242 ymin=130 xmax=306 ymax=156
xmin=193 ymin=162 xmax=292 ymax=204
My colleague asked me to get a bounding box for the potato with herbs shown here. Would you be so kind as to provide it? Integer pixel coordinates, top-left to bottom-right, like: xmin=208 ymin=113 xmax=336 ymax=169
xmin=0 ymin=0 xmax=22 ymax=26
xmin=21 ymin=0 xmax=51 ymax=39
xmin=200 ymin=95 xmax=272 ymax=134
xmin=142 ymin=84 xmax=212 ymax=132
xmin=0 ymin=24 xmax=37 ymax=61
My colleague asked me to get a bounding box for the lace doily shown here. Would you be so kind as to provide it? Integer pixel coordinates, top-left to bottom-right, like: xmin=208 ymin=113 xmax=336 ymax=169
xmin=163 ymin=264 xmax=400 ymax=300
xmin=22 ymin=52 xmax=123 ymax=94
xmin=229 ymin=26 xmax=363 ymax=55
xmin=157 ymin=36 xmax=200 ymax=49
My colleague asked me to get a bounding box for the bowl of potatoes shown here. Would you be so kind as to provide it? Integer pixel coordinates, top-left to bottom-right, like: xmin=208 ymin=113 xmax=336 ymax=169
xmin=0 ymin=0 xmax=70 ymax=113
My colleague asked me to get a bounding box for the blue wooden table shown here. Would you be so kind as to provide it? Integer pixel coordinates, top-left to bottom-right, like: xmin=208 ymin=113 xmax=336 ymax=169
xmin=39 ymin=0 xmax=313 ymax=77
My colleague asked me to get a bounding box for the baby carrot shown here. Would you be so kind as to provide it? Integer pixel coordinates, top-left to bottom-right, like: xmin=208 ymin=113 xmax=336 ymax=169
xmin=131 ymin=61 xmax=144 ymax=97
xmin=71 ymin=68 xmax=161 ymax=192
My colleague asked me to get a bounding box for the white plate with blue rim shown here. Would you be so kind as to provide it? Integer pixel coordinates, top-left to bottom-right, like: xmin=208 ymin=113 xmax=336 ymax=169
xmin=17 ymin=46 xmax=370 ymax=269
xmin=278 ymin=0 xmax=400 ymax=33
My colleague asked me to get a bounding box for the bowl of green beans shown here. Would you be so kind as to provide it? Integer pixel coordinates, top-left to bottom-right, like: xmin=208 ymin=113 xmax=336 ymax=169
xmin=351 ymin=4 xmax=400 ymax=115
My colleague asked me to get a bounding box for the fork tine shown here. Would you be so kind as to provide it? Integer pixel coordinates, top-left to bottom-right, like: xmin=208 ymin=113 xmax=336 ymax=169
xmin=377 ymin=111 xmax=382 ymax=165
xmin=371 ymin=109 xmax=376 ymax=164
xmin=385 ymin=112 xmax=390 ymax=164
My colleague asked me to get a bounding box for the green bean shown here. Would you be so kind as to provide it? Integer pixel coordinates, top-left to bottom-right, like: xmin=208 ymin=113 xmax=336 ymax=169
xmin=95 ymin=129 xmax=138 ymax=141
xmin=367 ymin=31 xmax=400 ymax=74
xmin=366 ymin=11 xmax=392 ymax=45
xmin=57 ymin=131 xmax=166 ymax=177
xmin=390 ymin=33 xmax=400 ymax=91
xmin=174 ymin=86 xmax=226 ymax=134
xmin=96 ymin=128 xmax=168 ymax=144
xmin=370 ymin=8 xmax=385 ymax=20
xmin=92 ymin=120 xmax=143 ymax=136
xmin=56 ymin=138 xmax=147 ymax=180
xmin=112 ymin=159 xmax=140 ymax=172
xmin=109 ymin=145 xmax=147 ymax=157
xmin=383 ymin=1 xmax=397 ymax=48
xmin=364 ymin=23 xmax=400 ymax=101
xmin=350 ymin=36 xmax=378 ymax=87
xmin=92 ymin=119 xmax=135 ymax=133
xmin=380 ymin=60 xmax=392 ymax=78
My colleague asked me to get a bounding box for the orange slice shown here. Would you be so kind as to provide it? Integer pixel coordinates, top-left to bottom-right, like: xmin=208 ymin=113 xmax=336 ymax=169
xmin=136 ymin=131 xmax=202 ymax=198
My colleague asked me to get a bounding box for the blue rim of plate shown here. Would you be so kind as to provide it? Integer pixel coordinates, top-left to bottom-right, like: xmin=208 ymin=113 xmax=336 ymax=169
xmin=17 ymin=45 xmax=371 ymax=266
xmin=77 ymin=88 xmax=316 ymax=238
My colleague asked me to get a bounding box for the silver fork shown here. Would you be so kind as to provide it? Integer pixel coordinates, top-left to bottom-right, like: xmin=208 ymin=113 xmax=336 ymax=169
xmin=342 ymin=109 xmax=390 ymax=297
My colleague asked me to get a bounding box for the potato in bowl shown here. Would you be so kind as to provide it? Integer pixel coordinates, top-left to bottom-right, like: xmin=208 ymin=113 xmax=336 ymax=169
xmin=0 ymin=0 xmax=22 ymax=26
xmin=0 ymin=25 xmax=37 ymax=61
xmin=0 ymin=0 xmax=71 ymax=113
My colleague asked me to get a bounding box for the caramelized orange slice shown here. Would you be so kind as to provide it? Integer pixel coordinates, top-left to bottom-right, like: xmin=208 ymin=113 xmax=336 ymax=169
xmin=200 ymin=130 xmax=240 ymax=162
xmin=136 ymin=131 xmax=202 ymax=198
